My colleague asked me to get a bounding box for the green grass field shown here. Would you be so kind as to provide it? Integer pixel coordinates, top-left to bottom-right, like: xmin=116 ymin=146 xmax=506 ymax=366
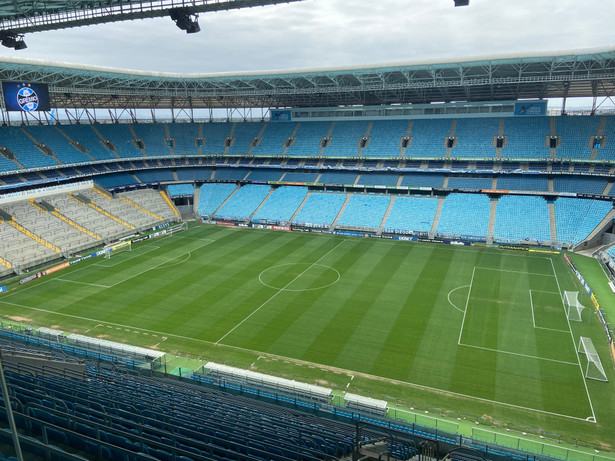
xmin=1 ymin=223 xmax=614 ymax=451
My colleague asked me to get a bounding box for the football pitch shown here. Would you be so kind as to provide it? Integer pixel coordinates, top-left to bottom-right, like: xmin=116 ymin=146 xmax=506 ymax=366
xmin=1 ymin=223 xmax=614 ymax=447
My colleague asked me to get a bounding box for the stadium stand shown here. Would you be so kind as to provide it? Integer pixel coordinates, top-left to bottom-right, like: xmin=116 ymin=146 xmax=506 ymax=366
xmin=383 ymin=196 xmax=438 ymax=234
xmin=501 ymin=117 xmax=551 ymax=159
xmin=227 ymin=122 xmax=265 ymax=155
xmin=282 ymin=171 xmax=319 ymax=183
xmin=168 ymin=184 xmax=195 ymax=196
xmin=555 ymin=115 xmax=601 ymax=159
xmin=0 ymin=126 xmax=59 ymax=168
xmin=131 ymin=123 xmax=171 ymax=157
xmin=116 ymin=189 xmax=179 ymax=221
xmin=336 ymin=194 xmax=390 ymax=229
xmin=167 ymin=122 xmax=200 ymax=155
xmin=95 ymin=124 xmax=144 ymax=158
xmin=214 ymin=184 xmax=271 ymax=220
xmin=245 ymin=168 xmax=284 ymax=182
xmin=285 ymin=121 xmax=331 ymax=156
xmin=292 ymin=192 xmax=347 ymax=227
xmin=95 ymin=173 xmax=140 ymax=188
xmin=250 ymin=122 xmax=295 ymax=156
xmin=198 ymin=183 xmax=237 ymax=216
xmin=400 ymin=173 xmax=445 ymax=188
xmin=317 ymin=171 xmax=358 ymax=185
xmin=595 ymin=116 xmax=615 ymax=160
xmin=134 ymin=169 xmax=175 ymax=183
xmin=356 ymin=172 xmax=399 ymax=187
xmin=57 ymin=125 xmax=119 ymax=161
xmin=405 ymin=119 xmax=451 ymax=157
xmin=494 ymin=195 xmax=551 ymax=242
xmin=360 ymin=119 xmax=407 ymax=157
xmin=326 ymin=121 xmax=369 ymax=157
xmin=252 ymin=186 xmax=307 ymax=222
xmin=452 ymin=117 xmax=499 ymax=158
xmin=447 ymin=176 xmax=493 ymax=190
xmin=213 ymin=168 xmax=249 ymax=181
xmin=201 ymin=123 xmax=233 ymax=155
xmin=25 ymin=125 xmax=90 ymax=165
xmin=552 ymin=176 xmax=608 ymax=195
xmin=177 ymin=167 xmax=212 ymax=182
xmin=437 ymin=193 xmax=491 ymax=238
xmin=554 ymin=198 xmax=613 ymax=244
xmin=495 ymin=175 xmax=549 ymax=192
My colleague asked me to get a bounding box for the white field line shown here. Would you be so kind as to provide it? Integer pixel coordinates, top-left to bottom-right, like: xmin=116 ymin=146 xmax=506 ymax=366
xmin=458 ymin=343 xmax=578 ymax=366
xmin=457 ymin=267 xmax=476 ymax=345
xmin=551 ymin=257 xmax=597 ymax=423
xmin=0 ymin=296 xmax=593 ymax=423
xmin=447 ymin=285 xmax=470 ymax=313
xmin=215 ymin=239 xmax=346 ymax=345
xmin=94 ymin=245 xmax=160 ymax=268
xmin=56 ymin=240 xmax=215 ymax=289
xmin=529 ymin=289 xmax=569 ymax=333
xmin=474 ymin=267 xmax=555 ymax=277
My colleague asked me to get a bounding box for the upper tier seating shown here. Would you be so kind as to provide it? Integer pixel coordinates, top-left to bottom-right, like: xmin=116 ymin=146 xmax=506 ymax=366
xmin=360 ymin=120 xmax=408 ymax=157
xmin=0 ymin=126 xmax=59 ymax=168
xmin=384 ymin=196 xmax=438 ymax=233
xmin=554 ymin=198 xmax=612 ymax=244
xmin=252 ymin=186 xmax=308 ymax=222
xmin=447 ymin=176 xmax=493 ymax=190
xmin=292 ymin=192 xmax=347 ymax=227
xmin=213 ymin=168 xmax=249 ymax=180
xmin=556 ymin=116 xmax=601 ymax=159
xmin=245 ymin=168 xmax=284 ymax=181
xmin=285 ymin=121 xmax=331 ymax=156
xmin=134 ymin=169 xmax=175 ymax=183
xmin=318 ymin=171 xmax=358 ymax=185
xmin=452 ymin=117 xmax=499 ymax=158
xmin=198 ymin=183 xmax=237 ymax=216
xmin=131 ymin=123 xmax=171 ymax=156
xmin=215 ymin=184 xmax=271 ymax=220
xmin=336 ymin=194 xmax=390 ymax=229
xmin=282 ymin=171 xmax=319 ymax=183
xmin=167 ymin=122 xmax=200 ymax=155
xmin=494 ymin=195 xmax=551 ymax=242
xmin=357 ymin=172 xmax=399 ymax=187
xmin=58 ymin=125 xmax=118 ymax=160
xmin=596 ymin=116 xmax=615 ymax=160
xmin=437 ymin=193 xmax=491 ymax=238
xmin=325 ymin=121 xmax=369 ymax=157
xmin=405 ymin=119 xmax=452 ymax=157
xmin=25 ymin=125 xmax=91 ymax=164
xmin=95 ymin=173 xmax=140 ymax=188
xmin=201 ymin=123 xmax=233 ymax=155
xmin=96 ymin=124 xmax=144 ymax=158
xmin=501 ymin=117 xmax=551 ymax=159
xmin=228 ymin=122 xmax=265 ymax=155
xmin=400 ymin=173 xmax=445 ymax=188
xmin=176 ymin=167 xmax=212 ymax=181
xmin=250 ymin=122 xmax=295 ymax=156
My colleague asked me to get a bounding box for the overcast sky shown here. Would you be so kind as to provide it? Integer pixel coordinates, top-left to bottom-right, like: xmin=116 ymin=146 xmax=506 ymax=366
xmin=2 ymin=0 xmax=614 ymax=108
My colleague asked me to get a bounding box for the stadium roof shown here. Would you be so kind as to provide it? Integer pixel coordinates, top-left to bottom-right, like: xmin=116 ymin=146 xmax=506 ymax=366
xmin=0 ymin=0 xmax=303 ymax=35
xmin=0 ymin=46 xmax=614 ymax=110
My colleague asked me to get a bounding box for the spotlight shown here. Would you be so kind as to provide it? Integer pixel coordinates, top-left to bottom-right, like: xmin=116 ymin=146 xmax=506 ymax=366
xmin=169 ymin=8 xmax=201 ymax=34
xmin=454 ymin=0 xmax=469 ymax=5
xmin=0 ymin=32 xmax=27 ymax=50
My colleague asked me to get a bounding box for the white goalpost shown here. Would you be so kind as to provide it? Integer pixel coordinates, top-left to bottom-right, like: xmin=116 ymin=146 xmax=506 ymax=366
xmin=577 ymin=337 xmax=608 ymax=382
xmin=564 ymin=291 xmax=586 ymax=322
xmin=104 ymin=240 xmax=132 ymax=259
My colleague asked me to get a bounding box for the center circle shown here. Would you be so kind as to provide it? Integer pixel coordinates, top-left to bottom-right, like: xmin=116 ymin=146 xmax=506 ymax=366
xmin=259 ymin=263 xmax=340 ymax=292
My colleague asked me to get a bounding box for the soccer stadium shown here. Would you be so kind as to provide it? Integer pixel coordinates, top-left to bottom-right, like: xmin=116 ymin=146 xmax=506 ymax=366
xmin=0 ymin=1 xmax=614 ymax=461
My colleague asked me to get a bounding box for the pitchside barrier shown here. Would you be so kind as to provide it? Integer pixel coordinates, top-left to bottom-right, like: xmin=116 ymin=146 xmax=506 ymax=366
xmin=564 ymin=254 xmax=615 ymax=367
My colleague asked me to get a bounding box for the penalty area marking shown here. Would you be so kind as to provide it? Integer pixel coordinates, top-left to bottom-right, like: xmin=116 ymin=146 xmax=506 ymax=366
xmin=447 ymin=285 xmax=470 ymax=313
xmin=0 ymin=294 xmax=594 ymax=423
xmin=258 ymin=263 xmax=341 ymax=292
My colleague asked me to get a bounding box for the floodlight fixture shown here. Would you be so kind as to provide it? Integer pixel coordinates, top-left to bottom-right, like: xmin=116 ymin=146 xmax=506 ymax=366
xmin=170 ymin=8 xmax=201 ymax=34
xmin=0 ymin=31 xmax=26 ymax=49
xmin=454 ymin=0 xmax=469 ymax=6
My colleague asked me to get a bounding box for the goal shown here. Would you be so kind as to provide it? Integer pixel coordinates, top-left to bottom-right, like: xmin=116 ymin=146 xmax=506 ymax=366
xmin=104 ymin=240 xmax=132 ymax=259
xmin=577 ymin=336 xmax=608 ymax=382
xmin=564 ymin=291 xmax=586 ymax=322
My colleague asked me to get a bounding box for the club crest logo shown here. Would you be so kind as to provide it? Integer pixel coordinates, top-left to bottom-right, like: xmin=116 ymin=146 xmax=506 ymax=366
xmin=17 ymin=85 xmax=39 ymax=111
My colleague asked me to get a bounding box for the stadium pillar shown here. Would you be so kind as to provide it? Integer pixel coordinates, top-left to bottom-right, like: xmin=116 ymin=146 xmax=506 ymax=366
xmin=0 ymin=355 xmax=24 ymax=460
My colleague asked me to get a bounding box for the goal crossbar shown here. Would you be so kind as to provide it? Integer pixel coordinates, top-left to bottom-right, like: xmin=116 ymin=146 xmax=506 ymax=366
xmin=104 ymin=240 xmax=132 ymax=258
xmin=564 ymin=291 xmax=586 ymax=322
xmin=578 ymin=336 xmax=608 ymax=382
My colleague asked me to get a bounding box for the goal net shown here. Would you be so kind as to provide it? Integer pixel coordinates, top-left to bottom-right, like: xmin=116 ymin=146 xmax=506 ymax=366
xmin=578 ymin=337 xmax=608 ymax=382
xmin=564 ymin=291 xmax=586 ymax=322
xmin=104 ymin=240 xmax=132 ymax=259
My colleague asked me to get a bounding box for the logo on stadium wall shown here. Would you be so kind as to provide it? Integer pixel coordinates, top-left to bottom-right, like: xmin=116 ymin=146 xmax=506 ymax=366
xmin=16 ymin=86 xmax=39 ymax=111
